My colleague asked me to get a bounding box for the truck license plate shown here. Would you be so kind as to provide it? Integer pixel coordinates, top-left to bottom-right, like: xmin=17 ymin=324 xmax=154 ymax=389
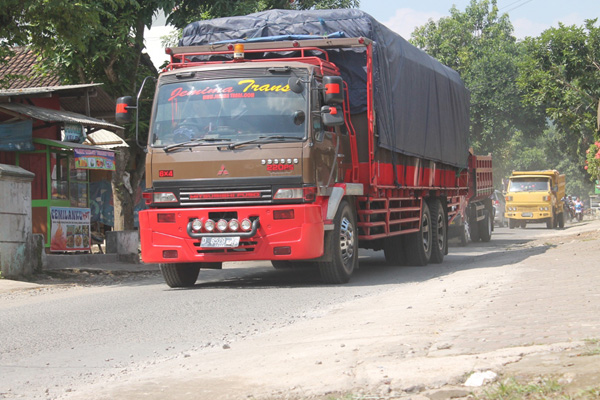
xmin=521 ymin=212 xmax=533 ymax=217
xmin=200 ymin=236 xmax=240 ymax=248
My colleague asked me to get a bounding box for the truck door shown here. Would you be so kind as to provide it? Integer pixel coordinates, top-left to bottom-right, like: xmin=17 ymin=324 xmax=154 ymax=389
xmin=311 ymin=79 xmax=351 ymax=189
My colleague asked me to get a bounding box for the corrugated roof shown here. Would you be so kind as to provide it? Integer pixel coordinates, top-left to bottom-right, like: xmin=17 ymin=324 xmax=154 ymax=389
xmin=83 ymin=129 xmax=129 ymax=149
xmin=0 ymin=48 xmax=117 ymax=121
xmin=0 ymin=103 xmax=122 ymax=131
xmin=0 ymin=83 xmax=103 ymax=97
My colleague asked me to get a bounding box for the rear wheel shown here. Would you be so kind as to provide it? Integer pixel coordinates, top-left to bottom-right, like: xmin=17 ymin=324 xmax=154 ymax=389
xmin=404 ymin=201 xmax=432 ymax=266
xmin=318 ymin=200 xmax=357 ymax=284
xmin=384 ymin=234 xmax=406 ymax=266
xmin=478 ymin=210 xmax=492 ymax=242
xmin=160 ymin=263 xmax=200 ymax=288
xmin=458 ymin=221 xmax=470 ymax=246
xmin=428 ymin=199 xmax=447 ymax=263
xmin=469 ymin=216 xmax=480 ymax=242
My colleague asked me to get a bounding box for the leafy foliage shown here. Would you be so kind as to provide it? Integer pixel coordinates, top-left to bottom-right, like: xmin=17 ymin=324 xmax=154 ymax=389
xmin=410 ymin=0 xmax=546 ymax=193
xmin=166 ymin=0 xmax=359 ymax=29
xmin=585 ymin=141 xmax=600 ymax=184
xmin=518 ymin=19 xmax=600 ymax=189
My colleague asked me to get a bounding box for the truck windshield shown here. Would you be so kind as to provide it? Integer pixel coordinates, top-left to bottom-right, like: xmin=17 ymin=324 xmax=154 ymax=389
xmin=508 ymin=178 xmax=550 ymax=192
xmin=150 ymin=76 xmax=307 ymax=146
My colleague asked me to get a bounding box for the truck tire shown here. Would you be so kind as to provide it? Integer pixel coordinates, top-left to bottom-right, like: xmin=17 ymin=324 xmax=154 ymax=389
xmin=384 ymin=235 xmax=406 ymax=266
xmin=404 ymin=201 xmax=432 ymax=266
xmin=428 ymin=199 xmax=447 ymax=263
xmin=469 ymin=216 xmax=480 ymax=242
xmin=546 ymin=216 xmax=554 ymax=229
xmin=318 ymin=200 xmax=357 ymax=284
xmin=558 ymin=212 xmax=565 ymax=228
xmin=508 ymin=218 xmax=516 ymax=229
xmin=478 ymin=210 xmax=492 ymax=242
xmin=160 ymin=263 xmax=200 ymax=288
xmin=458 ymin=221 xmax=470 ymax=246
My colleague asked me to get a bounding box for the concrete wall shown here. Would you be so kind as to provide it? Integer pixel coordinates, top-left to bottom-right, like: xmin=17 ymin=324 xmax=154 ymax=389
xmin=0 ymin=163 xmax=44 ymax=278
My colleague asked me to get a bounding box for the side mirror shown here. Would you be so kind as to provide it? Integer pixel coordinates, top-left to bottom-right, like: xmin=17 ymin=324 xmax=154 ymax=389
xmin=115 ymin=96 xmax=135 ymax=124
xmin=288 ymin=77 xmax=304 ymax=94
xmin=321 ymin=105 xmax=344 ymax=126
xmin=322 ymin=76 xmax=344 ymax=105
xmin=293 ymin=110 xmax=305 ymax=126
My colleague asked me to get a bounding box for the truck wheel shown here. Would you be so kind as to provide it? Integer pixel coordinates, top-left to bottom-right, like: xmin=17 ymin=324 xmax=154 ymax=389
xmin=469 ymin=215 xmax=480 ymax=242
xmin=271 ymin=260 xmax=294 ymax=269
xmin=428 ymin=199 xmax=447 ymax=263
xmin=160 ymin=263 xmax=200 ymax=288
xmin=458 ymin=221 xmax=470 ymax=246
xmin=546 ymin=216 xmax=554 ymax=229
xmin=318 ymin=200 xmax=357 ymax=284
xmin=404 ymin=201 xmax=432 ymax=266
xmin=558 ymin=212 xmax=565 ymax=228
xmin=384 ymin=235 xmax=406 ymax=266
xmin=508 ymin=218 xmax=516 ymax=229
xmin=478 ymin=210 xmax=492 ymax=242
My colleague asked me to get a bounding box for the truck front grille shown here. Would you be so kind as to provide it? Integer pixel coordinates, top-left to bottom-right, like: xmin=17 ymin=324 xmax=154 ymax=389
xmin=180 ymin=186 xmax=272 ymax=206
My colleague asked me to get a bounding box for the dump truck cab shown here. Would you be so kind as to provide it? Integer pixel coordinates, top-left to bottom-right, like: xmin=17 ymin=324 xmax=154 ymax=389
xmin=505 ymin=170 xmax=566 ymax=229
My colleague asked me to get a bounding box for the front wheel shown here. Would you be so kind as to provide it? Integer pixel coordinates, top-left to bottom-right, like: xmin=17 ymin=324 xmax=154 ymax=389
xmin=160 ymin=263 xmax=201 ymax=288
xmin=558 ymin=212 xmax=565 ymax=228
xmin=318 ymin=200 xmax=358 ymax=284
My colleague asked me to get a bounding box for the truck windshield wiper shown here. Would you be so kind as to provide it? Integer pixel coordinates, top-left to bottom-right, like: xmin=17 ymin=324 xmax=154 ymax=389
xmin=225 ymin=135 xmax=304 ymax=150
xmin=163 ymin=137 xmax=232 ymax=153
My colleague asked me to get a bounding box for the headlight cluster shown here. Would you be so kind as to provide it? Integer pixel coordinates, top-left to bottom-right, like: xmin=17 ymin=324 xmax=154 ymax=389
xmin=507 ymin=206 xmax=517 ymax=211
xmin=190 ymin=218 xmax=252 ymax=233
xmin=539 ymin=206 xmax=549 ymax=211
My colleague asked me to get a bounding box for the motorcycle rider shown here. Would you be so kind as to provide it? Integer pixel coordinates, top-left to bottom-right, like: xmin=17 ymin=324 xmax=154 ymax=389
xmin=574 ymin=197 xmax=584 ymax=222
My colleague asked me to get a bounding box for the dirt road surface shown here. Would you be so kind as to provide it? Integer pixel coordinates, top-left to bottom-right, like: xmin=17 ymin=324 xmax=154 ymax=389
xmin=48 ymin=220 xmax=600 ymax=400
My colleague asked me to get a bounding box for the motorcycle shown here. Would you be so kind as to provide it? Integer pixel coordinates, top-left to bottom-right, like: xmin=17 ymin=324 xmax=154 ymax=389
xmin=563 ymin=198 xmax=575 ymax=221
xmin=574 ymin=201 xmax=584 ymax=222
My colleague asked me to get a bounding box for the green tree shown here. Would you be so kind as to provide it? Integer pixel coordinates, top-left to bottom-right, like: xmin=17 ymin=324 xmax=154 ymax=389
xmin=518 ymin=19 xmax=600 ymax=193
xmin=410 ymin=0 xmax=545 ymax=189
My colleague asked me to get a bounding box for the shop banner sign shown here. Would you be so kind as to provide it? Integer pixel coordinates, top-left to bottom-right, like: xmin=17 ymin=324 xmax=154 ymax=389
xmin=73 ymin=148 xmax=115 ymax=171
xmin=63 ymin=123 xmax=84 ymax=143
xmin=0 ymin=120 xmax=35 ymax=151
xmin=50 ymin=207 xmax=91 ymax=252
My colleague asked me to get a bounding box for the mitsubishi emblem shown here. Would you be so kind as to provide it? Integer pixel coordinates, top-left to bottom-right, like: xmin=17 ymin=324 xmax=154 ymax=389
xmin=217 ymin=164 xmax=229 ymax=176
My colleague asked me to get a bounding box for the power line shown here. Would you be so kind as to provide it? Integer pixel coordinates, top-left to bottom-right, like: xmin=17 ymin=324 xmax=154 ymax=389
xmin=500 ymin=0 xmax=536 ymax=13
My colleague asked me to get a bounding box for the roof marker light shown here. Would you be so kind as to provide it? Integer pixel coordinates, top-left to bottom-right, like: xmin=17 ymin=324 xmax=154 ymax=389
xmin=234 ymin=43 xmax=244 ymax=60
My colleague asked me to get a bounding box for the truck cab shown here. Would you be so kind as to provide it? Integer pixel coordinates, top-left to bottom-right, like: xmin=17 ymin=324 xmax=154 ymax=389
xmin=505 ymin=170 xmax=565 ymax=229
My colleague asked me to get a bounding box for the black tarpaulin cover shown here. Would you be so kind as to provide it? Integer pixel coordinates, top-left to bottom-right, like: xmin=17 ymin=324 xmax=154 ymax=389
xmin=180 ymin=9 xmax=470 ymax=168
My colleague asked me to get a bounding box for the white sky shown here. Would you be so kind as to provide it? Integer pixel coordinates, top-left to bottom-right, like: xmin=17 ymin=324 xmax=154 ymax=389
xmin=144 ymin=0 xmax=599 ymax=68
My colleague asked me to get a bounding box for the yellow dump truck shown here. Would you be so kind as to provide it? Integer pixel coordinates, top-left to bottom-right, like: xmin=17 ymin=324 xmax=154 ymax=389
xmin=505 ymin=170 xmax=566 ymax=229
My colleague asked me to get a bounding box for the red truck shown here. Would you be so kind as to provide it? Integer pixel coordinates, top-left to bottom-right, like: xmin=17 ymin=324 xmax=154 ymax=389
xmin=116 ymin=9 xmax=493 ymax=287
